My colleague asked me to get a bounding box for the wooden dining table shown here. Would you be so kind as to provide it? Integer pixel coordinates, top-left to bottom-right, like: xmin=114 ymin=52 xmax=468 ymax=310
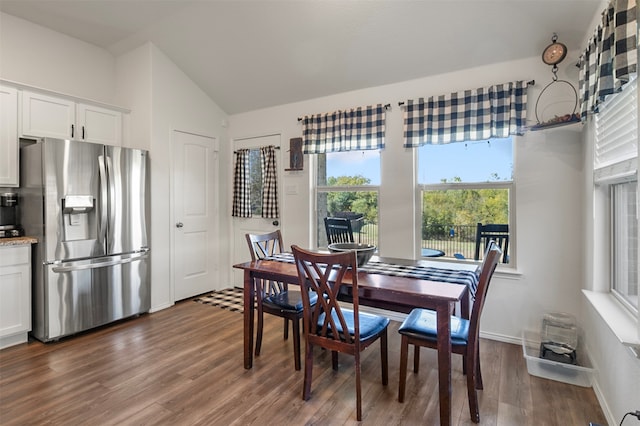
xmin=233 ymin=255 xmax=478 ymax=426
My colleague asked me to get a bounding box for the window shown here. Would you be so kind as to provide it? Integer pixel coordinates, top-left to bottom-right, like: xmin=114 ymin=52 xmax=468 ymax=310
xmin=316 ymin=150 xmax=380 ymax=248
xmin=418 ymin=138 xmax=514 ymax=263
xmin=245 ymin=148 xmax=264 ymax=216
xmin=611 ymin=181 xmax=638 ymax=312
xmin=595 ymin=76 xmax=638 ymax=315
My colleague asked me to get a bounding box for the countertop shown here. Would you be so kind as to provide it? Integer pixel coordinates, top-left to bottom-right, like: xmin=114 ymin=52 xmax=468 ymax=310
xmin=0 ymin=236 xmax=38 ymax=247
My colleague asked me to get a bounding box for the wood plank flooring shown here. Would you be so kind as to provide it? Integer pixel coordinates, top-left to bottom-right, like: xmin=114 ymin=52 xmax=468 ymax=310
xmin=0 ymin=298 xmax=607 ymax=425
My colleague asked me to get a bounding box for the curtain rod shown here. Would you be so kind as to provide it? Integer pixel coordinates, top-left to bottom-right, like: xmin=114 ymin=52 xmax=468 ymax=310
xmin=233 ymin=146 xmax=280 ymax=154
xmin=397 ymin=80 xmax=536 ymax=106
xmin=297 ymin=103 xmax=391 ymax=122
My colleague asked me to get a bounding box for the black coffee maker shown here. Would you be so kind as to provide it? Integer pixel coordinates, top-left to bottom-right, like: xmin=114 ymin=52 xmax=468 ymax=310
xmin=0 ymin=193 xmax=24 ymax=238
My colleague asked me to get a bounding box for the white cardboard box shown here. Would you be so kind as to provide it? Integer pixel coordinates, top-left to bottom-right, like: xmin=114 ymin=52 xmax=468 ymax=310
xmin=522 ymin=330 xmax=594 ymax=387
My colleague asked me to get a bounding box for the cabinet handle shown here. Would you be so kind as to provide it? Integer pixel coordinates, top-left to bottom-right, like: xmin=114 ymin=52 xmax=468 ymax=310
xmin=82 ymin=126 xmax=85 ymax=139
xmin=71 ymin=124 xmax=74 ymax=138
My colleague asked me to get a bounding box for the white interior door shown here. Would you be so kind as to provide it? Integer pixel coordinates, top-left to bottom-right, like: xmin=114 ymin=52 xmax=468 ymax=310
xmin=232 ymin=134 xmax=282 ymax=287
xmin=173 ymin=130 xmax=219 ymax=301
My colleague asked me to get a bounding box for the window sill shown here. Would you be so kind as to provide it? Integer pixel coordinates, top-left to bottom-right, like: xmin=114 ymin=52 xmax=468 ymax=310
xmin=582 ymin=290 xmax=640 ymax=357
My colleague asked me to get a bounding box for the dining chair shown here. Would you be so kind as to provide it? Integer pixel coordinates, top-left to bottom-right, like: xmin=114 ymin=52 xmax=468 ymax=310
xmin=323 ymin=217 xmax=354 ymax=244
xmin=474 ymin=222 xmax=509 ymax=263
xmin=246 ymin=230 xmax=315 ymax=371
xmin=291 ymin=245 xmax=389 ymax=421
xmin=397 ymin=241 xmax=502 ymax=424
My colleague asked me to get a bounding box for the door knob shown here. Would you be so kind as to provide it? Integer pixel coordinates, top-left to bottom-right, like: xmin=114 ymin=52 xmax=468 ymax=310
xmin=176 ymin=222 xmax=184 ymax=228
xmin=272 ymin=220 xmax=279 ymax=226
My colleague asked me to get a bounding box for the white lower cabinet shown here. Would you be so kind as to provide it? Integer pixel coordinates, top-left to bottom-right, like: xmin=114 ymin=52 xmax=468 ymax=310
xmin=0 ymin=245 xmax=32 ymax=349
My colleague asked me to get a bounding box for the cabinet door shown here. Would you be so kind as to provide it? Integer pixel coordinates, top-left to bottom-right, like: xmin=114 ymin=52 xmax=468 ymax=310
xmin=77 ymin=103 xmax=122 ymax=146
xmin=21 ymin=91 xmax=75 ymax=139
xmin=0 ymin=85 xmax=19 ymax=186
xmin=0 ymin=246 xmax=31 ymax=339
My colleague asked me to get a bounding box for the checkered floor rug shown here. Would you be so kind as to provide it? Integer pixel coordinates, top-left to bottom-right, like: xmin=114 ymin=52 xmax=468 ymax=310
xmin=193 ymin=287 xmax=245 ymax=313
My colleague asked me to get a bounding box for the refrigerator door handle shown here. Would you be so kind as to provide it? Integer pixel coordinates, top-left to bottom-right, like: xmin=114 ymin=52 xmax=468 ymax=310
xmin=50 ymin=251 xmax=149 ymax=273
xmin=98 ymin=155 xmax=108 ymax=245
xmin=105 ymin=155 xmax=116 ymax=236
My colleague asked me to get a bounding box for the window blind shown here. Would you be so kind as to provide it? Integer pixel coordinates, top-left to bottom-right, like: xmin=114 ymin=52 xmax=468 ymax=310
xmin=594 ymin=77 xmax=638 ymax=184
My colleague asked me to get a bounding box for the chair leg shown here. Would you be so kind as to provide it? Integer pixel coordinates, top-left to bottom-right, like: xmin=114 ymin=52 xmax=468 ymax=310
xmin=302 ymin=341 xmax=313 ymax=401
xmin=292 ymin=317 xmax=301 ymax=371
xmin=398 ymin=335 xmax=409 ymax=403
xmin=380 ymin=329 xmax=388 ymax=386
xmin=255 ymin=304 xmax=264 ymax=357
xmin=413 ymin=344 xmax=420 ymax=373
xmin=283 ymin=318 xmax=289 ymax=340
xmin=355 ymin=351 xmax=362 ymax=421
xmin=331 ymin=351 xmax=339 ymax=370
xmin=465 ymin=350 xmax=480 ymax=423
xmin=475 ymin=342 xmax=483 ymax=390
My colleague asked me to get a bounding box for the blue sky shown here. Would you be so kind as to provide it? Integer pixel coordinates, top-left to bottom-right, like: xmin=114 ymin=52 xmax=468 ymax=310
xmin=326 ymin=138 xmax=513 ymax=184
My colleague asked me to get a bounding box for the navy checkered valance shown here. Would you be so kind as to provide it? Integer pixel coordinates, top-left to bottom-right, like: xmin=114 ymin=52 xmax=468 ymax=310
xmin=578 ymin=0 xmax=637 ymax=118
xmin=301 ymin=104 xmax=386 ymax=153
xmin=402 ymin=81 xmax=529 ymax=147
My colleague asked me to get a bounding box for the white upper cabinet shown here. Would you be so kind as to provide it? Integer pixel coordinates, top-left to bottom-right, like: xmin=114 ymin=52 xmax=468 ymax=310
xmin=0 ymin=85 xmax=19 ymax=187
xmin=76 ymin=103 xmax=122 ymax=146
xmin=20 ymin=90 xmax=123 ymax=146
xmin=20 ymin=91 xmax=75 ymax=140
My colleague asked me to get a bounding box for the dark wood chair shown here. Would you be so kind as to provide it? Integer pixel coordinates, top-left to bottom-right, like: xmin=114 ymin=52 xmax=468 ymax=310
xmin=291 ymin=245 xmax=389 ymax=421
xmin=246 ymin=230 xmax=314 ymax=371
xmin=323 ymin=217 xmax=354 ymax=244
xmin=474 ymin=222 xmax=509 ymax=263
xmin=397 ymin=241 xmax=502 ymax=424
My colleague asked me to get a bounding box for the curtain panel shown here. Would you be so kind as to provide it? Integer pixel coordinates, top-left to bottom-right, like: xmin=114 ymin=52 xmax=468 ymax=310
xmin=578 ymin=0 xmax=637 ymax=118
xmin=232 ymin=149 xmax=251 ymax=218
xmin=260 ymin=146 xmax=279 ymax=219
xmin=301 ymin=104 xmax=386 ymax=154
xmin=402 ymin=81 xmax=528 ymax=148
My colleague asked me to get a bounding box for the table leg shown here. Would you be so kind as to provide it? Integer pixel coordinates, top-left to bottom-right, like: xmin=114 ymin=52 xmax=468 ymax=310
xmin=436 ymin=303 xmax=452 ymax=426
xmin=243 ymin=270 xmax=255 ymax=369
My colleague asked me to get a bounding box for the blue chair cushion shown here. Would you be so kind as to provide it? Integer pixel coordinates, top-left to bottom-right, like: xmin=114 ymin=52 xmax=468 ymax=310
xmin=317 ymin=310 xmax=390 ymax=341
xmin=263 ymin=290 xmax=317 ymax=313
xmin=398 ymin=308 xmax=469 ymax=346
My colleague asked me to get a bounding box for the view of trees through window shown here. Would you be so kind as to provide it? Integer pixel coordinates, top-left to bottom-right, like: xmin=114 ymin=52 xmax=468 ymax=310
xmin=315 ymin=140 xmax=512 ymax=261
xmin=317 ymin=152 xmax=380 ymax=247
xmin=419 ymin=138 xmax=513 ymax=261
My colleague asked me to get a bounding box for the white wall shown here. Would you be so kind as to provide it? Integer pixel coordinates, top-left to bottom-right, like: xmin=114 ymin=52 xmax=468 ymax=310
xmin=115 ymin=43 xmax=229 ymax=311
xmin=0 ymin=12 xmax=116 ymax=104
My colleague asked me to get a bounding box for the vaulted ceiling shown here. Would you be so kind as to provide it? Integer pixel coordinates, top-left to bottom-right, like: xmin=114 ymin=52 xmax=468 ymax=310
xmin=0 ymin=1 xmax=603 ymax=114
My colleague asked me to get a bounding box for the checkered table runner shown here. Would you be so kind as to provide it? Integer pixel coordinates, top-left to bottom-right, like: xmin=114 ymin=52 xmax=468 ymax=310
xmin=265 ymin=252 xmax=480 ymax=295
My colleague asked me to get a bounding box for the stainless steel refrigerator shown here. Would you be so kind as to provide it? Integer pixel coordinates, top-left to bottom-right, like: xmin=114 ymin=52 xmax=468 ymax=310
xmin=20 ymin=138 xmax=150 ymax=342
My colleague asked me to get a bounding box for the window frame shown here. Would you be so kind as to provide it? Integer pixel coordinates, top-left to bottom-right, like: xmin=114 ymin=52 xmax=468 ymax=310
xmin=593 ymin=76 xmax=638 ymax=317
xmin=416 ymin=139 xmax=516 ymax=268
xmin=609 ymin=180 xmax=638 ymax=314
xmin=313 ymin=153 xmax=381 ymax=249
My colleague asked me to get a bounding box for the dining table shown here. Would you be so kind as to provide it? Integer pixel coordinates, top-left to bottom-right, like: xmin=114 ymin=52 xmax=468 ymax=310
xmin=233 ymin=253 xmax=479 ymax=426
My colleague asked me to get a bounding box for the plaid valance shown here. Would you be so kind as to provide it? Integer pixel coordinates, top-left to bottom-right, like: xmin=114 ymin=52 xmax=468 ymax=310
xmin=578 ymin=0 xmax=637 ymax=118
xmin=301 ymin=104 xmax=386 ymax=154
xmin=402 ymin=81 xmax=529 ymax=147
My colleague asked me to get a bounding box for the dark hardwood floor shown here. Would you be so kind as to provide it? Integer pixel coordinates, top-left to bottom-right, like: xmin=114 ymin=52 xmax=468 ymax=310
xmin=0 ymin=298 xmax=607 ymax=425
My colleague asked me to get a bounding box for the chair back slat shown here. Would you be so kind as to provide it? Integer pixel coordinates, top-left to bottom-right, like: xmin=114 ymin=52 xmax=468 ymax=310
xmin=474 ymin=223 xmax=509 ymax=263
xmin=467 ymin=241 xmax=501 ymax=348
xmin=324 ymin=217 xmax=355 ymax=244
xmin=246 ymin=230 xmax=286 ymax=296
xmin=292 ymin=245 xmax=359 ymax=345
